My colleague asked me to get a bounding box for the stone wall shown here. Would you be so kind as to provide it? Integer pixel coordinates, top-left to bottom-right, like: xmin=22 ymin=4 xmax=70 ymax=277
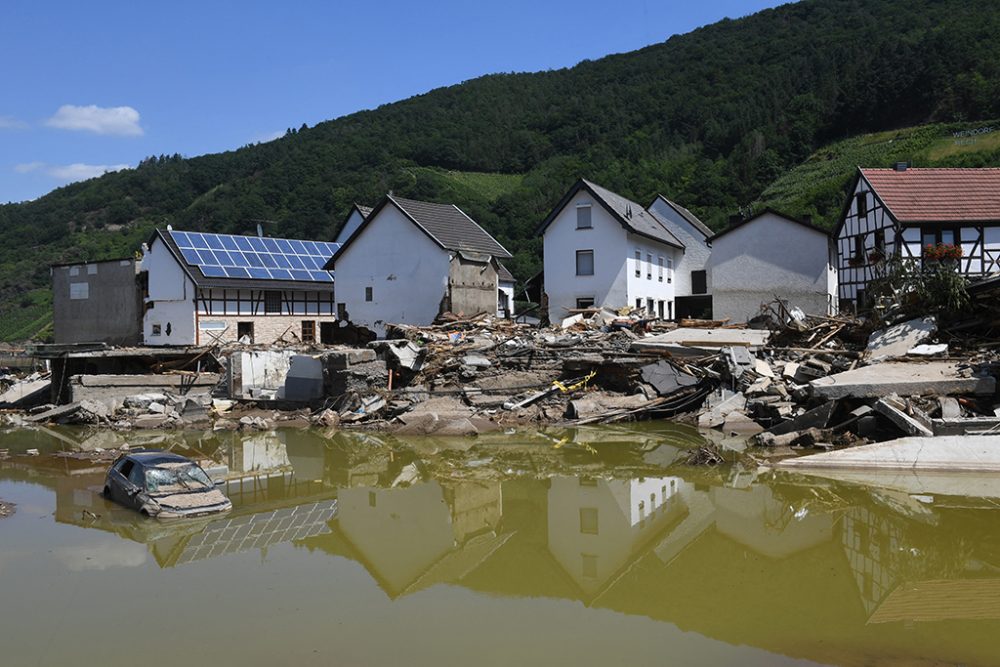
xmin=195 ymin=315 xmax=339 ymax=345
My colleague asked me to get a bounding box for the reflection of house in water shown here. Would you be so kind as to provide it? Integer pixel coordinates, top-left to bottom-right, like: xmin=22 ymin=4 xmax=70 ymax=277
xmin=334 ymin=479 xmax=505 ymax=597
xmin=547 ymin=475 xmax=687 ymax=595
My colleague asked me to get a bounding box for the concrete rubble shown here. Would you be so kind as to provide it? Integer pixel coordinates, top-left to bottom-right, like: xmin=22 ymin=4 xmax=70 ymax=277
xmin=3 ymin=294 xmax=1000 ymax=471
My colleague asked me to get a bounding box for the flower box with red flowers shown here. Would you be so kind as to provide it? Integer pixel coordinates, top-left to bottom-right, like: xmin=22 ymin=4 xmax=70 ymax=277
xmin=923 ymin=243 xmax=963 ymax=262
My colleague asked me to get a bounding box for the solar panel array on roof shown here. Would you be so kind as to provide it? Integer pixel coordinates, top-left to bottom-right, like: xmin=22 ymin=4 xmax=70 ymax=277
xmin=170 ymin=230 xmax=338 ymax=282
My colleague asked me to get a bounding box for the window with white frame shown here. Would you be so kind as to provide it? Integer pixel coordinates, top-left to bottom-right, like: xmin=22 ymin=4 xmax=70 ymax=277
xmin=646 ymin=253 xmax=652 ymax=279
xmin=666 ymin=258 xmax=674 ymax=283
xmin=576 ymin=204 xmax=592 ymax=229
xmin=634 ymin=249 xmax=641 ymax=277
xmin=658 ymin=256 xmax=664 ymax=282
xmin=576 ymin=250 xmax=594 ymax=276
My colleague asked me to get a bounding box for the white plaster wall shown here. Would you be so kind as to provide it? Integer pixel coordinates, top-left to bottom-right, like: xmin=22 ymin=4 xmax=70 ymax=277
xmin=708 ymin=213 xmax=837 ymax=322
xmin=543 ymin=191 xmax=628 ymax=323
xmin=546 ymin=476 xmax=685 ymax=593
xmin=498 ymin=280 xmax=516 ymax=318
xmin=140 ymin=238 xmax=196 ymax=345
xmin=333 ymin=203 xmax=450 ymax=336
xmin=334 ymin=209 xmax=367 ymax=246
xmin=648 ymin=196 xmax=712 ymax=297
xmin=624 ymin=233 xmax=680 ymax=317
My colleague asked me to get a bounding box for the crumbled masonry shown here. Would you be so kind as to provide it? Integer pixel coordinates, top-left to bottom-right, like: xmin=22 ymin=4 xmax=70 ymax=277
xmin=4 ymin=298 xmax=1000 ymax=463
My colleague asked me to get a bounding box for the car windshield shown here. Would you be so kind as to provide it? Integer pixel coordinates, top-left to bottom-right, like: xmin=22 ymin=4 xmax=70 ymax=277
xmin=145 ymin=463 xmax=213 ymax=493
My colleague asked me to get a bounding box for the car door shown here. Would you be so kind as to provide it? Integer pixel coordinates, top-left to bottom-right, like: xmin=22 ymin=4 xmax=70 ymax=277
xmin=125 ymin=463 xmax=148 ymax=510
xmin=109 ymin=458 xmax=135 ymax=504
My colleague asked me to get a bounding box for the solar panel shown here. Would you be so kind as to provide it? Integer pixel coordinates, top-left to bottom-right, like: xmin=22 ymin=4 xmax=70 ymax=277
xmin=171 ymin=230 xmax=338 ymax=283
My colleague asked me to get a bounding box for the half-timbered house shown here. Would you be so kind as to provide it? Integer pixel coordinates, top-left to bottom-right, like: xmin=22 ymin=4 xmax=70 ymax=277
xmin=836 ymin=166 xmax=1000 ymax=306
xmin=140 ymin=228 xmax=341 ymax=346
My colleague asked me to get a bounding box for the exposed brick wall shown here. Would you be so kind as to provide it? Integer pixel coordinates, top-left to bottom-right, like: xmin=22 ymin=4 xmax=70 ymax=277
xmin=195 ymin=315 xmax=339 ymax=345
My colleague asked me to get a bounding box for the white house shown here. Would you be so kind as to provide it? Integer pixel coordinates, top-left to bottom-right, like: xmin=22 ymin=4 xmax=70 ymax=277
xmin=325 ymin=194 xmax=513 ymax=336
xmin=538 ymin=179 xmax=701 ymax=324
xmin=140 ymin=228 xmax=341 ymax=346
xmin=836 ymin=166 xmax=1000 ymax=307
xmin=647 ymin=195 xmax=713 ymax=318
xmin=707 ymin=209 xmax=837 ymax=323
xmin=334 ymin=203 xmax=372 ymax=246
xmin=497 ymin=263 xmax=516 ymax=318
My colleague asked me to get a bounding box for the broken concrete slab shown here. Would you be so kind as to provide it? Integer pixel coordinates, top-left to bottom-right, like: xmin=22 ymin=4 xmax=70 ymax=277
xmin=865 ymin=316 xmax=936 ymax=362
xmin=0 ymin=378 xmax=50 ymax=408
xmin=908 ymin=343 xmax=948 ymax=357
xmin=566 ymin=394 xmax=650 ymax=420
xmin=697 ymin=391 xmax=747 ymax=429
xmin=938 ymin=397 xmax=961 ymax=420
xmin=462 ymin=354 xmax=493 ymax=369
xmin=632 ymin=327 xmax=770 ymax=352
xmin=370 ymin=340 xmax=426 ymax=372
xmin=775 ymin=435 xmax=1000 ymax=473
xmin=810 ymin=362 xmax=995 ymax=400
xmin=874 ymin=398 xmax=934 ymax=437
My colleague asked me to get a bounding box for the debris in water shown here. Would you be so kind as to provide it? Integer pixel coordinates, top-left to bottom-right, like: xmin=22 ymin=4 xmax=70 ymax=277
xmin=684 ymin=443 xmax=725 ymax=466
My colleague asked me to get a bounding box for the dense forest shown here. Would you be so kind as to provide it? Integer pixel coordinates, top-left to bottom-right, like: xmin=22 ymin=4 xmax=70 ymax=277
xmin=4 ymin=0 xmax=1000 ymax=340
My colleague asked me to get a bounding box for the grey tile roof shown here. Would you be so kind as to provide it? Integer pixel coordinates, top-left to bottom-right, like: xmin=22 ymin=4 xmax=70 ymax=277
xmin=389 ymin=195 xmax=512 ymax=258
xmin=497 ymin=262 xmax=515 ymax=282
xmin=652 ymin=195 xmax=713 ymax=238
xmin=579 ymin=180 xmax=684 ymax=248
xmin=356 ymin=204 xmax=373 ymax=218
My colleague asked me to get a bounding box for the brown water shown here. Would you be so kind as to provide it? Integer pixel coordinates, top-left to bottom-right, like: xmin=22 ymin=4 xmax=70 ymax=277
xmin=1 ymin=425 xmax=999 ymax=667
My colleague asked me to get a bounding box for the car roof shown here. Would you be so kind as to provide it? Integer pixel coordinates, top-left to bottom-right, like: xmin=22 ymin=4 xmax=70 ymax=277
xmin=126 ymin=451 xmax=193 ymax=467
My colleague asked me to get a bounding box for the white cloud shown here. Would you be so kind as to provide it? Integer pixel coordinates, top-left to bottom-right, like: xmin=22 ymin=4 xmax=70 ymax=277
xmin=14 ymin=161 xmax=131 ymax=183
xmin=14 ymin=161 xmax=44 ymax=173
xmin=0 ymin=115 xmax=27 ymax=129
xmin=48 ymin=162 xmax=131 ymax=181
xmin=46 ymin=104 xmax=144 ymax=136
xmin=253 ymin=129 xmax=285 ymax=144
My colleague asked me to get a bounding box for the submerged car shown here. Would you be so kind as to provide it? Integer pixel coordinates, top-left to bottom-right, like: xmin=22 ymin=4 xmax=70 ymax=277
xmin=104 ymin=451 xmax=232 ymax=519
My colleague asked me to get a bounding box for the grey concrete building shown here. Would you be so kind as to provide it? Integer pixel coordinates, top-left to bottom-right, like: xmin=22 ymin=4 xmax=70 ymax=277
xmin=51 ymin=258 xmax=142 ymax=345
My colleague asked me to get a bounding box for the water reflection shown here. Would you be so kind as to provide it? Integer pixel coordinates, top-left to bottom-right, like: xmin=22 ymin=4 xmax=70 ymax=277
xmin=6 ymin=426 xmax=1000 ymax=665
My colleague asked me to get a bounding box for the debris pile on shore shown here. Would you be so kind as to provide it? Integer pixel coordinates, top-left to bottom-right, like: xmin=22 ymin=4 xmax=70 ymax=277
xmin=3 ymin=300 xmax=1000 ymax=457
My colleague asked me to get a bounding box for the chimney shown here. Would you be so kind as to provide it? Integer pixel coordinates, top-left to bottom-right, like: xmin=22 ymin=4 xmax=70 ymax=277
xmin=728 ymin=214 xmax=743 ymax=227
xmin=894 ymin=162 xmax=909 ymax=172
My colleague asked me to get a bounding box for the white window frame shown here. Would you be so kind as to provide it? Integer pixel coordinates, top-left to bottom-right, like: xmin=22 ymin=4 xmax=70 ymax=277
xmin=576 ymin=203 xmax=592 ymax=229
xmin=576 ymin=249 xmax=595 ymax=276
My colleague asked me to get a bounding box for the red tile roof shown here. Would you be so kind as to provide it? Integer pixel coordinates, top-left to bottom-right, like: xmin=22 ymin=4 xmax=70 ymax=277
xmin=861 ymin=168 xmax=1000 ymax=223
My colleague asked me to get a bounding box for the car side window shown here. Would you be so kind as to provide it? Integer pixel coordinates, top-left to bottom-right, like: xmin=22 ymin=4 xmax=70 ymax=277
xmin=127 ymin=464 xmax=145 ymax=489
xmin=118 ymin=459 xmax=134 ymax=477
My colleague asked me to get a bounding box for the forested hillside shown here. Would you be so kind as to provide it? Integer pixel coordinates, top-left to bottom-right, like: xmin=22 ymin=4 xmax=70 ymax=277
xmin=4 ymin=0 xmax=1000 ymax=340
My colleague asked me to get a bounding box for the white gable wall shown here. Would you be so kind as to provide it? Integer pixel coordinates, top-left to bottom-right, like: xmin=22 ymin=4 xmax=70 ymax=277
xmin=708 ymin=213 xmax=837 ymax=323
xmin=140 ymin=237 xmax=197 ymax=345
xmin=648 ymin=197 xmax=711 ymax=297
xmin=543 ymin=191 xmax=628 ymax=323
xmin=333 ymin=203 xmax=450 ymax=336
xmin=334 ymin=209 xmax=367 ymax=246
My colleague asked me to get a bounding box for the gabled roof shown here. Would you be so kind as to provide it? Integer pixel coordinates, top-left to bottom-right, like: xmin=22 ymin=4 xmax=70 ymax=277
xmin=708 ymin=208 xmax=830 ymax=243
xmin=651 ymin=195 xmax=713 ymax=238
xmin=356 ymin=204 xmax=373 ymax=218
xmin=150 ymin=229 xmax=337 ymax=292
xmin=537 ymin=179 xmax=684 ymax=249
xmin=326 ymin=194 xmax=512 ymax=268
xmin=860 ymin=167 xmax=1000 ymax=223
xmin=497 ymin=262 xmax=515 ymax=283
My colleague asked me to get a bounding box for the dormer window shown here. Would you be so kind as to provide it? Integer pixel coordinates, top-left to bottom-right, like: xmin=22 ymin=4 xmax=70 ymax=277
xmin=576 ymin=204 xmax=592 ymax=229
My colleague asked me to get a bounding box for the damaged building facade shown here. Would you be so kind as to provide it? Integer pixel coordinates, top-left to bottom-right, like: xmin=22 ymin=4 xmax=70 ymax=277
xmin=140 ymin=229 xmax=342 ymax=346
xmin=325 ymin=194 xmax=513 ymax=336
xmin=836 ymin=166 xmax=1000 ymax=307
xmin=51 ymin=257 xmax=142 ymax=346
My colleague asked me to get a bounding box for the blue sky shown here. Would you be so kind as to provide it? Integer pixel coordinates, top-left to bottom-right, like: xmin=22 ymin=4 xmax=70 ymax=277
xmin=0 ymin=0 xmax=787 ymax=204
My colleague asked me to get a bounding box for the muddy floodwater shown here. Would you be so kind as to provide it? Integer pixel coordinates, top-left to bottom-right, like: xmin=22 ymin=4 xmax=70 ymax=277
xmin=2 ymin=426 xmax=999 ymax=666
